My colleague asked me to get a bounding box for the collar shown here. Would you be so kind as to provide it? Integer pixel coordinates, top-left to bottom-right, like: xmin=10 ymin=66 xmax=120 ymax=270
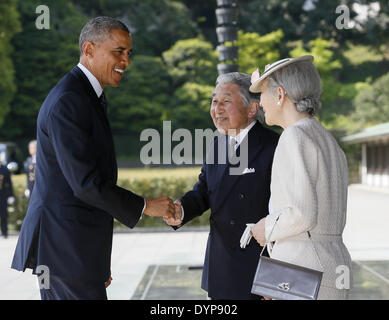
xmin=229 ymin=120 xmax=257 ymax=146
xmin=77 ymin=62 xmax=103 ymax=98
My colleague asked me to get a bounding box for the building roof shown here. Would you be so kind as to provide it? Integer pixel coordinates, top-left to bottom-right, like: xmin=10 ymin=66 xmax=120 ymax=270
xmin=341 ymin=122 xmax=389 ymax=144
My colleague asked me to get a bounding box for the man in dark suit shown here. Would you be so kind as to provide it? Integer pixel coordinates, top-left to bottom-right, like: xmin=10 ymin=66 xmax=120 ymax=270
xmin=164 ymin=72 xmax=279 ymax=300
xmin=0 ymin=162 xmax=14 ymax=239
xmin=11 ymin=17 xmax=175 ymax=300
xmin=24 ymin=140 xmax=37 ymax=199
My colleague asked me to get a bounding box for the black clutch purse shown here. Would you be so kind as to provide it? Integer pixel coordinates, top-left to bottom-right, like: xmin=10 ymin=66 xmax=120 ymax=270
xmin=251 ymin=217 xmax=323 ymax=300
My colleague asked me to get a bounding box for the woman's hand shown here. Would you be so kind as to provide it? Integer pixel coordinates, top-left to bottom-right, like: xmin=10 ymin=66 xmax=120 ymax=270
xmin=251 ymin=218 xmax=267 ymax=246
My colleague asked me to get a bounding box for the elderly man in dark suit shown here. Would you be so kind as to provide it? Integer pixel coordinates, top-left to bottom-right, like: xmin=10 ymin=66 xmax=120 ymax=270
xmin=164 ymin=72 xmax=279 ymax=300
xmin=11 ymin=17 xmax=175 ymax=300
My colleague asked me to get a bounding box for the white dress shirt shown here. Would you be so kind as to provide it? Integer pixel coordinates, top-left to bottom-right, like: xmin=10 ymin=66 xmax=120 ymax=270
xmin=229 ymin=120 xmax=257 ymax=151
xmin=180 ymin=120 xmax=257 ymax=223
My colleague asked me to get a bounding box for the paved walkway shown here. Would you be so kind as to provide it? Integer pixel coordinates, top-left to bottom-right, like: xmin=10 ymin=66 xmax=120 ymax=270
xmin=0 ymin=184 xmax=388 ymax=300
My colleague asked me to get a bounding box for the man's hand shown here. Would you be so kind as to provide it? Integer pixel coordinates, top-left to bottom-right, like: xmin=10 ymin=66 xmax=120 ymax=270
xmin=163 ymin=200 xmax=183 ymax=226
xmin=143 ymin=196 xmax=175 ymax=218
xmin=251 ymin=217 xmax=267 ymax=246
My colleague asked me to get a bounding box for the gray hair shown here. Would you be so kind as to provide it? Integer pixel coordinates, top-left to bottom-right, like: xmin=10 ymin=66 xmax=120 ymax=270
xmin=79 ymin=16 xmax=130 ymax=55
xmin=215 ymin=72 xmax=264 ymax=123
xmin=267 ymin=61 xmax=322 ymax=116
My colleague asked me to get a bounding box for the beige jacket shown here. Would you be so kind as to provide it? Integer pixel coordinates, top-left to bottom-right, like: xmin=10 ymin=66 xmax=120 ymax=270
xmin=265 ymin=117 xmax=352 ymax=289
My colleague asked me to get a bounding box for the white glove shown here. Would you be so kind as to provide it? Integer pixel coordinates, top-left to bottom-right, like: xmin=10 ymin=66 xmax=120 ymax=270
xmin=7 ymin=197 xmax=15 ymax=205
xmin=25 ymin=189 xmax=30 ymax=198
xmin=240 ymin=223 xmax=255 ymax=249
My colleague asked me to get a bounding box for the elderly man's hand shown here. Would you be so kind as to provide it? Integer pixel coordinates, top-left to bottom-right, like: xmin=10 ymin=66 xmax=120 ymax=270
xmin=251 ymin=218 xmax=267 ymax=246
xmin=163 ymin=200 xmax=183 ymax=226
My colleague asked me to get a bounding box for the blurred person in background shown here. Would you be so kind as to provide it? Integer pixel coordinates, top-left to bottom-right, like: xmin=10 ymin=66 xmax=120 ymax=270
xmin=0 ymin=161 xmax=14 ymax=239
xmin=24 ymin=140 xmax=37 ymax=199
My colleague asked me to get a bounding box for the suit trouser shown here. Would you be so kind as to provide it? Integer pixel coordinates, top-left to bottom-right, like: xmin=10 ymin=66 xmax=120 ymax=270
xmin=0 ymin=215 xmax=7 ymax=236
xmin=39 ymin=275 xmax=107 ymax=300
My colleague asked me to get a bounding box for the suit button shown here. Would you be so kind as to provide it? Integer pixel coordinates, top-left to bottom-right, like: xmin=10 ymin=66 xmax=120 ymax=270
xmin=239 ymin=193 xmax=245 ymax=199
xmin=230 ymin=220 xmax=235 ymax=225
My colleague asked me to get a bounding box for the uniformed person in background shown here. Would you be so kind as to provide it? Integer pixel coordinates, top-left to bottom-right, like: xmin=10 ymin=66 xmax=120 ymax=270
xmin=24 ymin=140 xmax=37 ymax=198
xmin=0 ymin=161 xmax=14 ymax=239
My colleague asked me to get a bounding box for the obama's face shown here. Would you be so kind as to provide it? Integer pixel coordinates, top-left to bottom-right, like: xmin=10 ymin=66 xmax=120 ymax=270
xmin=82 ymin=29 xmax=132 ymax=88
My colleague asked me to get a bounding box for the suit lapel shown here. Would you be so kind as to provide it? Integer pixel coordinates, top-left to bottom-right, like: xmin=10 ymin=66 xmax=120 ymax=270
xmin=71 ymin=66 xmax=118 ymax=181
xmin=212 ymin=122 xmax=265 ymax=213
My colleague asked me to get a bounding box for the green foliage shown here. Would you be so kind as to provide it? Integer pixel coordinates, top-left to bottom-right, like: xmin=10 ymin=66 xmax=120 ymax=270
xmin=7 ymin=185 xmax=29 ymax=231
xmin=74 ymin=0 xmax=199 ymax=56
xmin=117 ymin=177 xmax=210 ymax=227
xmin=0 ymin=0 xmax=21 ymax=127
xmin=235 ymin=29 xmax=284 ymax=74
xmin=8 ymin=174 xmax=210 ymax=230
xmin=0 ymin=0 xmax=86 ymax=139
xmin=351 ymin=72 xmax=389 ymax=127
xmin=106 ymin=55 xmax=172 ymax=135
xmin=163 ymin=37 xmax=218 ymax=86
xmin=170 ymin=82 xmax=214 ymax=131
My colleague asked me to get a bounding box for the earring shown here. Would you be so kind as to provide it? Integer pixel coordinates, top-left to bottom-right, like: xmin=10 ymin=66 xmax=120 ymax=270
xmin=277 ymin=101 xmax=281 ymax=106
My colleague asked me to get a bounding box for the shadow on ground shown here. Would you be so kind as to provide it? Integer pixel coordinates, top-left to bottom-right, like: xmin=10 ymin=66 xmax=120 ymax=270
xmin=132 ymin=261 xmax=389 ymax=300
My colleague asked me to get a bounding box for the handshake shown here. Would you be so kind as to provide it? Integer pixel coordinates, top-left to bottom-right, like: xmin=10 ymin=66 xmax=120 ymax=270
xmin=143 ymin=196 xmax=183 ymax=227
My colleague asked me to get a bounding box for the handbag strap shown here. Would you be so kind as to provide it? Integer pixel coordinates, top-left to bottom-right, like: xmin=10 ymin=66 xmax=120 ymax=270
xmin=260 ymin=216 xmax=324 ymax=271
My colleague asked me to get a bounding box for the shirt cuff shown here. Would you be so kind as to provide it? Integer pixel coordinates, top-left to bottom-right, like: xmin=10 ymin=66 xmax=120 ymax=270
xmin=139 ymin=199 xmax=146 ymax=221
xmin=180 ymin=204 xmax=185 ymax=221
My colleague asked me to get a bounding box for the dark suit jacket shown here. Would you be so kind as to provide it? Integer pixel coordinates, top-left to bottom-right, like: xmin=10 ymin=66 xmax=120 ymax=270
xmin=179 ymin=122 xmax=279 ymax=299
xmin=11 ymin=66 xmax=144 ymax=293
xmin=0 ymin=165 xmax=13 ymax=217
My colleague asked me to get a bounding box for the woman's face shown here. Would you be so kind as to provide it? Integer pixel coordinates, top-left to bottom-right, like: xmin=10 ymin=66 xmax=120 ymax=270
xmin=259 ymin=79 xmax=280 ymax=126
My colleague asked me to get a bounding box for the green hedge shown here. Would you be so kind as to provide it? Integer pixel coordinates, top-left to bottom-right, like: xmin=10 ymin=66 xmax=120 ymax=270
xmin=8 ymin=185 xmax=29 ymax=232
xmin=117 ymin=177 xmax=210 ymax=228
xmin=8 ymin=176 xmax=210 ymax=231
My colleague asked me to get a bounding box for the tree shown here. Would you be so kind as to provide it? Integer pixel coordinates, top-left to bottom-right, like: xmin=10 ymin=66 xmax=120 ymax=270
xmin=0 ymin=0 xmax=21 ymax=128
xmin=105 ymin=55 xmax=172 ymax=135
xmin=162 ymin=37 xmax=218 ymax=87
xmin=0 ymin=0 xmax=86 ymax=140
xmin=169 ymin=82 xmax=214 ymax=131
xmin=73 ymin=0 xmax=199 ymax=56
xmin=351 ymin=72 xmax=389 ymax=128
xmin=235 ymin=29 xmax=284 ymax=74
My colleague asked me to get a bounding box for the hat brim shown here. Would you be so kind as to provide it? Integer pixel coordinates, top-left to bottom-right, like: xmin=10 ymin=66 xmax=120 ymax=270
xmin=249 ymin=55 xmax=314 ymax=93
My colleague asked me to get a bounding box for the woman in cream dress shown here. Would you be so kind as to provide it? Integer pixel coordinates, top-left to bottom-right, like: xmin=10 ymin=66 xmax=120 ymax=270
xmin=250 ymin=55 xmax=352 ymax=300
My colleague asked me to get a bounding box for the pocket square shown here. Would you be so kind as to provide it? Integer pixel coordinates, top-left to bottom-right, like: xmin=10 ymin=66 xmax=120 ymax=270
xmin=242 ymin=168 xmax=255 ymax=175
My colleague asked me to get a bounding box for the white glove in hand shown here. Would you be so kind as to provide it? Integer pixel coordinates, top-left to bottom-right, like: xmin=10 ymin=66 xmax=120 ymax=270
xmin=240 ymin=223 xmax=255 ymax=249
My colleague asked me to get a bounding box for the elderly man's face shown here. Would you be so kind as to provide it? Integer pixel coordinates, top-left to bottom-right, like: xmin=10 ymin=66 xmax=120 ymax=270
xmin=86 ymin=29 xmax=132 ymax=88
xmin=210 ymin=83 xmax=252 ymax=136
